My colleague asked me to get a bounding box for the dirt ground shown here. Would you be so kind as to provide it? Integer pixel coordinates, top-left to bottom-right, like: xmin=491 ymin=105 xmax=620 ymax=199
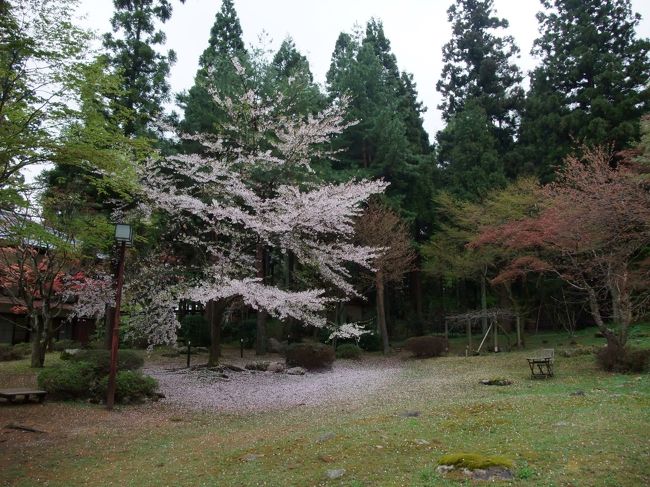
xmin=0 ymin=349 xmax=404 ymax=474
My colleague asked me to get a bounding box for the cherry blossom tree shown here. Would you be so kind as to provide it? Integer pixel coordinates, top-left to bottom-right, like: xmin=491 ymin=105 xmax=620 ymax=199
xmin=140 ymin=59 xmax=387 ymax=364
xmin=473 ymin=146 xmax=650 ymax=350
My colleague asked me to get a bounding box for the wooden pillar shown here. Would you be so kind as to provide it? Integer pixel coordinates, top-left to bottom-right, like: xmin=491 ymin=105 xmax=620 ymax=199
xmin=493 ymin=317 xmax=499 ymax=352
xmin=444 ymin=320 xmax=449 ymax=352
xmin=466 ymin=318 xmax=472 ymax=352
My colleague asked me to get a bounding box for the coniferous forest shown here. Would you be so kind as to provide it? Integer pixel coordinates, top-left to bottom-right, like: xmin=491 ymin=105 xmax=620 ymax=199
xmin=1 ymin=1 xmax=650 ymax=486
xmin=1 ymin=0 xmax=649 ymax=359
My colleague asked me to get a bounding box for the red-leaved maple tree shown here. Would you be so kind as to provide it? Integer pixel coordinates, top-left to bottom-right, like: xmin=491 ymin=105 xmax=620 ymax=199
xmin=473 ymin=146 xmax=650 ymax=349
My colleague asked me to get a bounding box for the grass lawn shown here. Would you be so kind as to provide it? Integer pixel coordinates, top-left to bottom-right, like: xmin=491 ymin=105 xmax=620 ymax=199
xmin=0 ymin=325 xmax=649 ymax=486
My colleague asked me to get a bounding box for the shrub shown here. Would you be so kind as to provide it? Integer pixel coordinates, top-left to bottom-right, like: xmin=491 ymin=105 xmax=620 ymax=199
xmin=53 ymin=339 xmax=80 ymax=352
xmin=404 ymin=336 xmax=447 ymax=358
xmin=336 ymin=343 xmax=362 ymax=359
xmin=179 ymin=314 xmax=211 ymax=347
xmin=37 ymin=361 xmax=96 ymax=399
xmin=97 ymin=371 xmax=158 ymax=403
xmin=438 ymin=452 xmax=513 ymax=470
xmin=0 ymin=344 xmax=25 ymax=361
xmin=285 ymin=342 xmax=335 ymax=370
xmin=597 ymin=345 xmax=649 ymax=373
xmin=69 ymin=349 xmax=144 ymax=375
xmin=358 ymin=332 xmax=382 ymax=352
xmin=12 ymin=341 xmax=32 ymax=356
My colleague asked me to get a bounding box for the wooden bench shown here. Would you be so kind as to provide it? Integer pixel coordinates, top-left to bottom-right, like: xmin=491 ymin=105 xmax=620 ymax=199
xmin=0 ymin=388 xmax=47 ymax=404
xmin=527 ymin=349 xmax=554 ymax=379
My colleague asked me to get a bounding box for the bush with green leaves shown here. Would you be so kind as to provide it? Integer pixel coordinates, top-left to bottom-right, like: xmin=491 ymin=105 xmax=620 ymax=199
xmin=336 ymin=343 xmax=362 ymax=359
xmin=12 ymin=341 xmax=32 ymax=356
xmin=97 ymin=371 xmax=158 ymax=403
xmin=358 ymin=332 xmax=382 ymax=352
xmin=37 ymin=361 xmax=96 ymax=399
xmin=285 ymin=342 xmax=335 ymax=370
xmin=68 ymin=349 xmax=144 ymax=375
xmin=404 ymin=336 xmax=447 ymax=358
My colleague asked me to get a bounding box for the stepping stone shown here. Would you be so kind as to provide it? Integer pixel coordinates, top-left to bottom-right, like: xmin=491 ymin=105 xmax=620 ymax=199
xmin=326 ymin=468 xmax=345 ymax=479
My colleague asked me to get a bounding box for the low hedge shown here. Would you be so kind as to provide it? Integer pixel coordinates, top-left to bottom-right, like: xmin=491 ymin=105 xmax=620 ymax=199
xmin=336 ymin=343 xmax=362 ymax=359
xmin=285 ymin=342 xmax=335 ymax=370
xmin=37 ymin=361 xmax=96 ymax=399
xmin=404 ymin=336 xmax=447 ymax=358
xmin=68 ymin=349 xmax=144 ymax=375
xmin=97 ymin=371 xmax=159 ymax=403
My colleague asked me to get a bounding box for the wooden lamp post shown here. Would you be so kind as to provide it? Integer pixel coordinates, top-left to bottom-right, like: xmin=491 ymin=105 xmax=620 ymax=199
xmin=106 ymin=223 xmax=132 ymax=410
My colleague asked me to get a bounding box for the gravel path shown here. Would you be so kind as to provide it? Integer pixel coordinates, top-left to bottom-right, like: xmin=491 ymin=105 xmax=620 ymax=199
xmin=146 ymin=357 xmax=404 ymax=413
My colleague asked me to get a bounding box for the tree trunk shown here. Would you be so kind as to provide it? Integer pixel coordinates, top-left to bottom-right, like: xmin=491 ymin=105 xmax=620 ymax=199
xmin=30 ymin=314 xmax=45 ymax=368
xmin=376 ymin=272 xmax=390 ymax=355
xmin=515 ymin=313 xmax=523 ymax=348
xmin=207 ymin=299 xmax=227 ymax=366
xmin=586 ymin=285 xmax=624 ymax=349
xmin=480 ymin=268 xmax=488 ymax=333
xmin=412 ymin=266 xmax=423 ymax=334
xmin=255 ymin=243 xmax=267 ymax=355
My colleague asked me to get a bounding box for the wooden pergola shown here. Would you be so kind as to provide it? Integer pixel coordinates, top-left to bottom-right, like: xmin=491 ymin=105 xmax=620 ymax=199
xmin=444 ymin=308 xmax=515 ymax=354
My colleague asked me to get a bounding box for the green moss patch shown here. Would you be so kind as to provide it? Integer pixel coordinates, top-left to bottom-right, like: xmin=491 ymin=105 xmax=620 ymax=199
xmin=438 ymin=452 xmax=514 ymax=470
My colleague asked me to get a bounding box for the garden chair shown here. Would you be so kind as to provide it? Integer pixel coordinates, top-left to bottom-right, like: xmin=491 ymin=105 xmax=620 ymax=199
xmin=526 ymin=348 xmax=554 ymax=379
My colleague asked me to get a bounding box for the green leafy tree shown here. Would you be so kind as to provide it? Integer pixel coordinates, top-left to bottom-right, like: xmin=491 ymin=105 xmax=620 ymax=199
xmin=423 ymin=178 xmax=540 ymax=342
xmin=517 ymin=0 xmax=650 ymax=181
xmin=0 ymin=0 xmax=91 ymax=204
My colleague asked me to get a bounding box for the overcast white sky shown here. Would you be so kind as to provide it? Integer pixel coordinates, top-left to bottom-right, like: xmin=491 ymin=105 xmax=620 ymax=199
xmin=79 ymin=0 xmax=650 ymax=139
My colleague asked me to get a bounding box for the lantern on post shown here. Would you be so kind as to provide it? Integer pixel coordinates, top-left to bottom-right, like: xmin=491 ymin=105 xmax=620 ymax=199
xmin=106 ymin=223 xmax=132 ymax=410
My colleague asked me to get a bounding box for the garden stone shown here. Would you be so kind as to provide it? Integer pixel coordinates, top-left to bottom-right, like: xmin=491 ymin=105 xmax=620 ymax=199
xmin=223 ymin=364 xmax=245 ymax=372
xmin=286 ymin=367 xmax=306 ymax=375
xmin=245 ymin=361 xmax=270 ymax=371
xmin=316 ymin=431 xmax=336 ymax=443
xmin=325 ymin=469 xmax=345 ymax=480
xmin=400 ymin=410 xmax=420 ymax=417
xmin=267 ymin=362 xmax=285 ymax=373
xmin=570 ymin=390 xmax=585 ymax=396
xmin=414 ymin=439 xmax=430 ymax=445
xmin=242 ymin=453 xmax=262 ymax=462
xmin=468 ymin=467 xmax=514 ymax=481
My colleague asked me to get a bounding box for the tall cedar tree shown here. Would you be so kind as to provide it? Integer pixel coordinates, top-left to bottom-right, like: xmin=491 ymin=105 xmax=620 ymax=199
xmin=517 ymin=0 xmax=650 ymax=181
xmin=436 ymin=100 xmax=507 ymax=201
xmin=436 ymin=0 xmax=523 ymax=157
xmin=326 ymin=21 xmax=433 ymax=232
xmin=178 ymin=0 xmax=247 ymax=135
xmin=103 ymin=0 xmax=181 ymax=137
xmin=326 ymin=20 xmax=434 ymax=331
